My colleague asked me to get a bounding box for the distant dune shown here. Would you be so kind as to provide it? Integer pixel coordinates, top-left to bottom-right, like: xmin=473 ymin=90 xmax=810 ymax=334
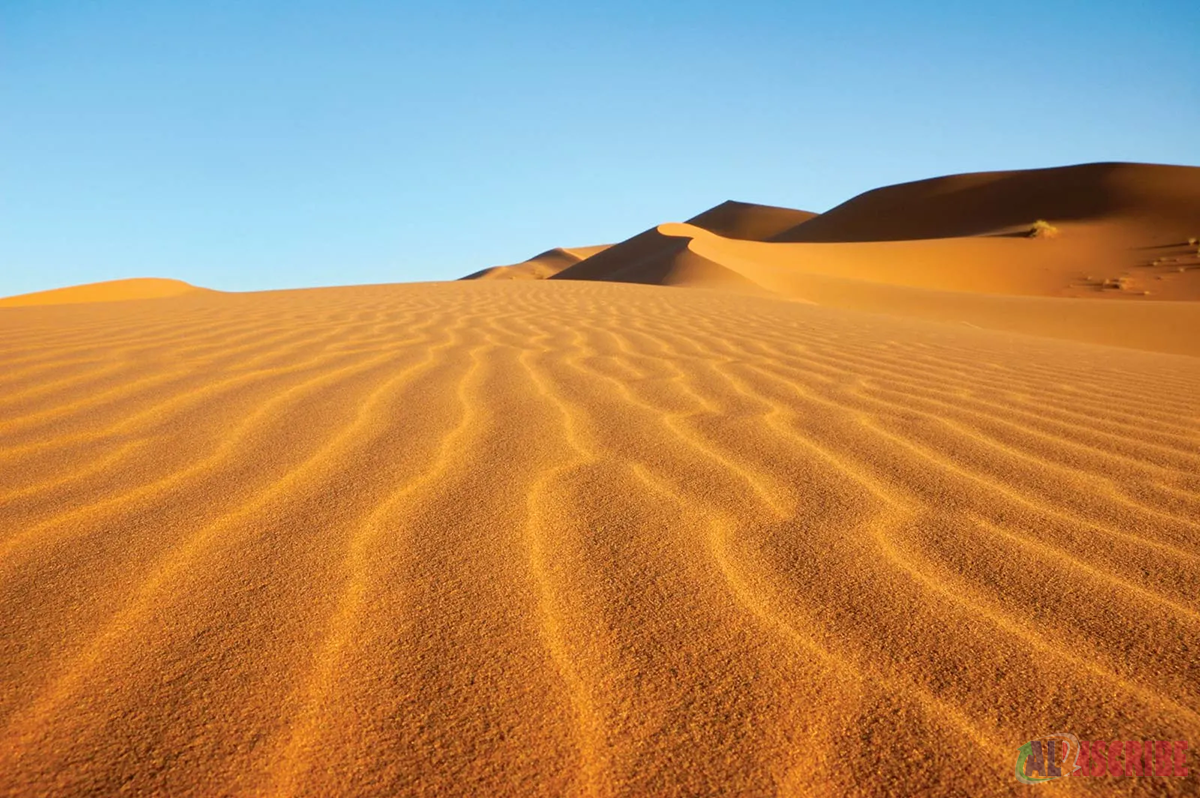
xmin=462 ymin=245 xmax=611 ymax=281
xmin=2 ymin=163 xmax=1199 ymax=796
xmin=0 ymin=278 xmax=205 ymax=307
xmin=551 ymin=163 xmax=1200 ymax=300
xmin=540 ymin=163 xmax=1200 ymax=354
xmin=469 ymin=201 xmax=816 ymax=286
xmin=548 ymin=226 xmax=765 ymax=292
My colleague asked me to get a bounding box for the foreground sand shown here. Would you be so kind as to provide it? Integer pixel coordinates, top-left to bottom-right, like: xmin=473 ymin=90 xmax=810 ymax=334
xmin=1 ymin=280 xmax=1197 ymax=796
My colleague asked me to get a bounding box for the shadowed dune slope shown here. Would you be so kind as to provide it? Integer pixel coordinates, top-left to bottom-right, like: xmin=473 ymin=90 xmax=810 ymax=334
xmin=0 ymin=278 xmax=205 ymax=307
xmin=774 ymin=161 xmax=1200 ymax=242
xmin=551 ymin=227 xmax=765 ymax=292
xmin=468 ymin=196 xmax=815 ymax=284
xmin=536 ymin=200 xmax=814 ymax=287
xmin=1 ymin=279 xmax=1198 ymax=797
xmin=462 ymin=245 xmax=611 ymax=281
xmin=685 ymin=200 xmax=817 ymax=241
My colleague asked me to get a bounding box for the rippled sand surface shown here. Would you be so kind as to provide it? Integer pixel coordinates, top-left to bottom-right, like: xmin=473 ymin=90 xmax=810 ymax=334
xmin=1 ymin=280 xmax=1198 ymax=796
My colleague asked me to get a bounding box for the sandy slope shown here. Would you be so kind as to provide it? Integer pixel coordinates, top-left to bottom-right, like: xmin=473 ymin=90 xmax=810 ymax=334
xmin=1 ymin=279 xmax=1198 ymax=797
xmin=0 ymin=278 xmax=205 ymax=307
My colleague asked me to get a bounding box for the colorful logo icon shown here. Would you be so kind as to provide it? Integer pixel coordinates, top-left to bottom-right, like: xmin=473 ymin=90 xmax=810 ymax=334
xmin=1016 ymin=732 xmax=1081 ymax=784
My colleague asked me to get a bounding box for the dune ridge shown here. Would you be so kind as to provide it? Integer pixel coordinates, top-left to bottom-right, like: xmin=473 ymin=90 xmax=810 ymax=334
xmin=684 ymin=199 xmax=818 ymax=241
xmin=469 ymin=200 xmax=816 ymax=286
xmin=772 ymin=161 xmax=1200 ymax=242
xmin=1 ymin=279 xmax=1198 ymax=796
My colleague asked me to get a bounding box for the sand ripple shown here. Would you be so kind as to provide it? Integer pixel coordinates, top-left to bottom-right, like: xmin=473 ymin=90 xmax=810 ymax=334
xmin=1 ymin=281 xmax=1197 ymax=796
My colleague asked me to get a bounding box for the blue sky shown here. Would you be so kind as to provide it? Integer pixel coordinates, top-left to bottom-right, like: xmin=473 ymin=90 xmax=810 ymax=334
xmin=2 ymin=1 xmax=1197 ymax=296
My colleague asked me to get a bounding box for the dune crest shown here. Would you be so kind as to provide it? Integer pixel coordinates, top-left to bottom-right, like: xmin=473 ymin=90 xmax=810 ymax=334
xmin=549 ymin=224 xmax=769 ymax=293
xmin=685 ymin=200 xmax=817 ymax=241
xmin=0 ymin=278 xmax=206 ymax=307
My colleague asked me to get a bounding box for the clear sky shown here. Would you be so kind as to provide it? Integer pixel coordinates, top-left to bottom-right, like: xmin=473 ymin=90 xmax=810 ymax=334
xmin=2 ymin=1 xmax=1198 ymax=297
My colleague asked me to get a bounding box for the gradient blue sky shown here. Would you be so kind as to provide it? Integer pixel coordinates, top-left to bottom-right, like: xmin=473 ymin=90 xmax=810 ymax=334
xmin=2 ymin=1 xmax=1198 ymax=296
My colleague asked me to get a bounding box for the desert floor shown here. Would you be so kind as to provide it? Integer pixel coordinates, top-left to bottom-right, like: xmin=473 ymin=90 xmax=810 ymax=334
xmin=1 ymin=279 xmax=1198 ymax=796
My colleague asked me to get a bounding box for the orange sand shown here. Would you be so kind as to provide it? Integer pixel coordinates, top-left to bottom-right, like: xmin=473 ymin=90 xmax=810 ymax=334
xmin=1 ymin=162 xmax=1199 ymax=796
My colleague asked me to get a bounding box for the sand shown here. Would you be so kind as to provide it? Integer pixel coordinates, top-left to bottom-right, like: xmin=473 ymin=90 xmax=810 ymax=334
xmin=0 ymin=279 xmax=1197 ymax=796
xmin=2 ymin=162 xmax=1199 ymax=796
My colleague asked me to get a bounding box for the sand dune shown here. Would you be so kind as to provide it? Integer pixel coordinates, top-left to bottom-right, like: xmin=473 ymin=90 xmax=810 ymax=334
xmin=462 ymin=245 xmax=611 ymax=281
xmin=550 ymin=226 xmax=767 ymax=292
xmin=0 ymin=278 xmax=205 ymax=307
xmin=773 ymin=162 xmax=1200 ymax=242
xmin=543 ymin=163 xmax=1200 ymax=353
xmin=490 ymin=200 xmax=815 ymax=289
xmin=547 ymin=221 xmax=1200 ymax=354
xmin=550 ymin=164 xmax=1200 ymax=302
xmin=0 ymin=278 xmax=1198 ymax=796
xmin=542 ymin=200 xmax=815 ymax=290
xmin=685 ymin=200 xmax=817 ymax=241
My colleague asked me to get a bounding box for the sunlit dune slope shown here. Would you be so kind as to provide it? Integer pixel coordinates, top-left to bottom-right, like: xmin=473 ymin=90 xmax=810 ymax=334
xmin=462 ymin=245 xmax=611 ymax=281
xmin=1 ymin=279 xmax=1198 ymax=797
xmin=0 ymin=278 xmax=205 ymax=307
